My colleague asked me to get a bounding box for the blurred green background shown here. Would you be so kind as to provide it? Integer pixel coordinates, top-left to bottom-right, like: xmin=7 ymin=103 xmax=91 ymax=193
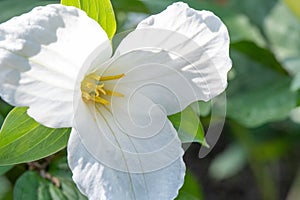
xmin=1 ymin=0 xmax=300 ymax=199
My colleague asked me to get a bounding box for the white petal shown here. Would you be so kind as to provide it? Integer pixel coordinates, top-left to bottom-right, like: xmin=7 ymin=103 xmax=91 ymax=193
xmin=72 ymin=88 xmax=184 ymax=173
xmin=103 ymin=49 xmax=219 ymax=116
xmin=113 ymin=2 xmax=231 ymax=114
xmin=68 ymin=129 xmax=185 ymax=200
xmin=0 ymin=4 xmax=111 ymax=127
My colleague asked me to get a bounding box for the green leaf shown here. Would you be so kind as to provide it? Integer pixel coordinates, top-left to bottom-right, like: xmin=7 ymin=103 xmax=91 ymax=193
xmin=48 ymin=184 xmax=67 ymax=200
xmin=48 ymin=155 xmax=86 ymax=199
xmin=223 ymin=13 xmax=266 ymax=46
xmin=61 ymin=0 xmax=116 ymax=40
xmin=14 ymin=154 xmax=86 ymax=200
xmin=229 ymin=0 xmax=278 ymax=31
xmin=264 ymin=1 xmax=300 ymax=73
xmin=0 ymin=165 xmax=13 ymax=176
xmin=37 ymin=182 xmax=52 ymax=200
xmin=0 ymin=114 xmax=3 ymax=129
xmin=0 ymin=107 xmax=70 ymax=165
xmin=291 ymin=73 xmax=300 ymax=91
xmin=176 ymin=171 xmax=203 ymax=200
xmin=168 ymin=106 xmax=208 ymax=147
xmin=189 ymin=101 xmax=211 ymax=117
xmin=60 ymin=180 xmax=87 ymax=200
xmin=111 ymin=0 xmax=149 ymax=13
xmin=14 ymin=171 xmax=47 ymax=200
xmin=139 ymin=0 xmax=231 ymax=14
xmin=14 ymin=170 xmax=86 ymax=200
xmin=48 ymin=156 xmax=72 ymax=181
xmin=0 ymin=176 xmax=12 ymax=200
xmin=263 ymin=1 xmax=300 ymax=93
xmin=227 ymin=50 xmax=297 ymax=127
xmin=209 ymin=144 xmax=247 ymax=180
xmin=137 ymin=0 xmax=177 ymax=13
xmin=284 ymin=0 xmax=300 ymax=20
xmin=231 ymin=41 xmax=288 ymax=75
xmin=198 ymin=101 xmax=211 ymax=117
xmin=227 ymin=0 xmax=300 ymax=75
xmin=227 ymin=0 xmax=300 ymax=123
xmin=0 ymin=100 xmax=13 ymax=117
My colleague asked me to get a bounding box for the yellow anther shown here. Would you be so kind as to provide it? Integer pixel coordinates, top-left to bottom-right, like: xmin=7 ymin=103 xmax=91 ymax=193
xmin=81 ymin=72 xmax=125 ymax=105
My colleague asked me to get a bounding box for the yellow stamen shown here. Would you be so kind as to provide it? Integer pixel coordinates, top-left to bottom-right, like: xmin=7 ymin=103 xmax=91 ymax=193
xmin=85 ymin=73 xmax=100 ymax=80
xmin=96 ymin=85 xmax=107 ymax=95
xmin=105 ymin=90 xmax=124 ymax=97
xmin=82 ymin=91 xmax=92 ymax=101
xmin=93 ymin=96 xmax=110 ymax=105
xmin=81 ymin=72 xmax=125 ymax=105
xmin=99 ymin=74 xmax=125 ymax=81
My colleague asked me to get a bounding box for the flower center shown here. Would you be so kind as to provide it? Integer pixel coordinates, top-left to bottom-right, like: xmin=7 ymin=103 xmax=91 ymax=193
xmin=81 ymin=73 xmax=125 ymax=105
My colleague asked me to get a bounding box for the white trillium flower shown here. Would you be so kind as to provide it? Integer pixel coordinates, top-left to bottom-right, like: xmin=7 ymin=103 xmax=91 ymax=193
xmin=0 ymin=2 xmax=231 ymax=200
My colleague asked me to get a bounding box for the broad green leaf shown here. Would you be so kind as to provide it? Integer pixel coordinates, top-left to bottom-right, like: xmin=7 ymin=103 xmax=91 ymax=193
xmin=111 ymin=0 xmax=149 ymax=13
xmin=48 ymin=155 xmax=86 ymax=199
xmin=209 ymin=144 xmax=247 ymax=180
xmin=0 ymin=0 xmax=58 ymax=23
xmin=14 ymin=171 xmax=86 ymax=200
xmin=229 ymin=0 xmax=278 ymax=31
xmin=227 ymin=0 xmax=300 ymax=95
xmin=231 ymin=41 xmax=287 ymax=75
xmin=0 ymin=107 xmax=70 ymax=165
xmin=37 ymin=182 xmax=52 ymax=200
xmin=264 ymin=1 xmax=300 ymax=73
xmin=291 ymin=73 xmax=300 ymax=91
xmin=0 ymin=114 xmax=3 ymax=128
xmin=168 ymin=106 xmax=208 ymax=146
xmin=14 ymin=171 xmax=48 ymax=200
xmin=48 ymin=156 xmax=72 ymax=181
xmin=284 ymin=0 xmax=300 ymax=20
xmin=48 ymin=184 xmax=67 ymax=200
xmin=290 ymin=107 xmax=300 ymax=124
xmin=227 ymin=50 xmax=297 ymax=127
xmin=264 ymin=1 xmax=300 ymax=94
xmin=60 ymin=180 xmax=87 ymax=200
xmin=0 ymin=100 xmax=13 ymax=118
xmin=228 ymin=0 xmax=300 ymax=74
xmin=139 ymin=0 xmax=231 ymax=14
xmin=176 ymin=171 xmax=203 ymax=200
xmin=198 ymin=101 xmax=211 ymax=117
xmin=138 ymin=0 xmax=178 ymax=13
xmin=223 ymin=14 xmax=265 ymax=46
xmin=0 ymin=165 xmax=13 ymax=176
xmin=0 ymin=176 xmax=12 ymax=200
xmin=189 ymin=101 xmax=211 ymax=117
xmin=61 ymin=0 xmax=116 ymax=40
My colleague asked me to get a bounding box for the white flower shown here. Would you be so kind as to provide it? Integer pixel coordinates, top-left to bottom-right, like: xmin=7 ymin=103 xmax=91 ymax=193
xmin=0 ymin=2 xmax=231 ymax=200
